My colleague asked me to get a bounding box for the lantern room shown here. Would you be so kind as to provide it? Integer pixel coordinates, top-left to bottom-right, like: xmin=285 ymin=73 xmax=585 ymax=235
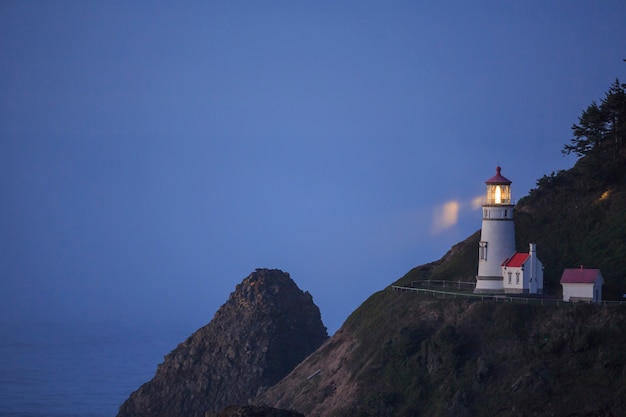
xmin=485 ymin=166 xmax=512 ymax=205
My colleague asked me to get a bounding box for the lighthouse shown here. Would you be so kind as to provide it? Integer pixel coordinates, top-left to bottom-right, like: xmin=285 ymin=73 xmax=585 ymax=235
xmin=475 ymin=166 xmax=516 ymax=293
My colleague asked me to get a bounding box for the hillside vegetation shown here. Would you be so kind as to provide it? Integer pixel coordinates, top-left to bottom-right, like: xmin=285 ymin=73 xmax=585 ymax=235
xmin=256 ymin=81 xmax=626 ymax=416
xmin=259 ymin=292 xmax=626 ymax=416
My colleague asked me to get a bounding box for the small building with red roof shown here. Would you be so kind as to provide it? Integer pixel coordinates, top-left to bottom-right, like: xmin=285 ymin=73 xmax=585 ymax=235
xmin=501 ymin=243 xmax=544 ymax=294
xmin=560 ymin=267 xmax=604 ymax=302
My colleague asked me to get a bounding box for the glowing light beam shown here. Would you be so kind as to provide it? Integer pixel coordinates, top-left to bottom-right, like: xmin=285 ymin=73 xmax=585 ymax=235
xmin=471 ymin=195 xmax=483 ymax=210
xmin=431 ymin=195 xmax=484 ymax=235
xmin=432 ymin=200 xmax=459 ymax=234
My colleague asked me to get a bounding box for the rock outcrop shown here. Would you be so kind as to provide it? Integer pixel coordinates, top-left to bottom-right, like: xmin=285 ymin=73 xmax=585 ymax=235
xmin=117 ymin=268 xmax=328 ymax=417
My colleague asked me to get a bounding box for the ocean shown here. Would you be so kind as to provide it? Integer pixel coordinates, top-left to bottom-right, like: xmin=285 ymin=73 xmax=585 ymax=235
xmin=0 ymin=320 xmax=192 ymax=417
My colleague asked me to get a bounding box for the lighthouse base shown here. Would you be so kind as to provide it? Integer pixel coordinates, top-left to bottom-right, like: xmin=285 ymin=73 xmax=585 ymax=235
xmin=474 ymin=276 xmax=504 ymax=294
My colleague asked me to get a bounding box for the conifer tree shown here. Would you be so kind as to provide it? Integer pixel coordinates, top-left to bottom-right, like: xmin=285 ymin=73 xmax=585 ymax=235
xmin=603 ymin=79 xmax=626 ymax=158
xmin=563 ymin=78 xmax=626 ymax=160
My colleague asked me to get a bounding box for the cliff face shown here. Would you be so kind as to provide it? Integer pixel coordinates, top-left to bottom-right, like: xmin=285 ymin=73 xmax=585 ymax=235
xmin=117 ymin=268 xmax=328 ymax=417
xmin=256 ymin=291 xmax=626 ymax=417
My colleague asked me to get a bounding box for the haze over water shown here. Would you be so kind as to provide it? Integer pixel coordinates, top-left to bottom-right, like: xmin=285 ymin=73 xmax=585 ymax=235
xmin=0 ymin=320 xmax=188 ymax=417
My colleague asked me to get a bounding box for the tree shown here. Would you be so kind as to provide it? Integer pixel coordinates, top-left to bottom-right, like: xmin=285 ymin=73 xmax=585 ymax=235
xmin=563 ymin=101 xmax=606 ymax=157
xmin=563 ymin=79 xmax=626 ymax=160
xmin=603 ymin=79 xmax=626 ymax=158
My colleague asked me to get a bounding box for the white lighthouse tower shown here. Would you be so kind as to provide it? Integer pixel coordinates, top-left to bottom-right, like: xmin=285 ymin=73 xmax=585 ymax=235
xmin=475 ymin=166 xmax=516 ymax=293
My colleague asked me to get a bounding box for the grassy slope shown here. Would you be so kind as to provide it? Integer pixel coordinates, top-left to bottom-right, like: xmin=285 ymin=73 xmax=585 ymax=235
xmin=259 ymin=290 xmax=626 ymax=416
xmin=341 ymin=295 xmax=626 ymax=417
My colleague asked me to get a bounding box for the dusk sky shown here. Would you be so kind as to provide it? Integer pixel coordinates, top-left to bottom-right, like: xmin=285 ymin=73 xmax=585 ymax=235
xmin=2 ymin=2 xmax=625 ymax=334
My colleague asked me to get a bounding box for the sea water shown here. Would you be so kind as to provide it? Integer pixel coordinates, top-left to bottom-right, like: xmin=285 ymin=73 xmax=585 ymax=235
xmin=0 ymin=320 xmax=191 ymax=417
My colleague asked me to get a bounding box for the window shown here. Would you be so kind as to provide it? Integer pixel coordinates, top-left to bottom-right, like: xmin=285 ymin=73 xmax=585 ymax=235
xmin=479 ymin=241 xmax=488 ymax=260
xmin=515 ymin=272 xmax=520 ymax=284
xmin=508 ymin=272 xmax=512 ymax=284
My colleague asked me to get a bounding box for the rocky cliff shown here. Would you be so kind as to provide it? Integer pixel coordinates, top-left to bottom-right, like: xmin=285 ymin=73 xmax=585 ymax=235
xmin=256 ymin=289 xmax=626 ymax=417
xmin=117 ymin=268 xmax=328 ymax=417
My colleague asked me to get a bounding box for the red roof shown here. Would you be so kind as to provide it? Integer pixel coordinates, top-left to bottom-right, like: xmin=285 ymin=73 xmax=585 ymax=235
xmin=560 ymin=268 xmax=603 ymax=284
xmin=485 ymin=166 xmax=512 ymax=184
xmin=502 ymin=252 xmax=530 ymax=267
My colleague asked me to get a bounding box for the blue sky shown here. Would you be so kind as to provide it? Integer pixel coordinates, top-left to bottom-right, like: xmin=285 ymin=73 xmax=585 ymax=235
xmin=1 ymin=1 xmax=625 ymax=334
